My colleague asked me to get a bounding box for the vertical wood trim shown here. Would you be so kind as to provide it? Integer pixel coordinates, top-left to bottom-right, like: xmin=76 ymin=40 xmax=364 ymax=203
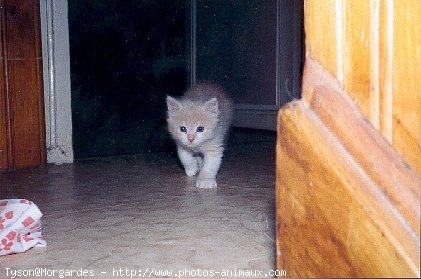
xmin=380 ymin=0 xmax=394 ymax=142
xmin=304 ymin=0 xmax=338 ymax=78
xmin=369 ymin=0 xmax=380 ymax=129
xmin=389 ymin=0 xmax=421 ymax=175
xmin=0 ymin=0 xmax=13 ymax=169
xmin=335 ymin=0 xmax=344 ymax=86
xmin=0 ymin=15 xmax=6 ymax=169
xmin=34 ymin=0 xmax=46 ymax=165
xmin=0 ymin=0 xmax=7 ymax=169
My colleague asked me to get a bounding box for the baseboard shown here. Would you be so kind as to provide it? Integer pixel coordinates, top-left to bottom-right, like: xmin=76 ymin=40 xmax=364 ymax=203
xmin=233 ymin=107 xmax=278 ymax=131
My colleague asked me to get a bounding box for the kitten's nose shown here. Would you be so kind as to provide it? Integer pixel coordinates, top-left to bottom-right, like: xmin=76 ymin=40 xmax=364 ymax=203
xmin=188 ymin=134 xmax=195 ymax=143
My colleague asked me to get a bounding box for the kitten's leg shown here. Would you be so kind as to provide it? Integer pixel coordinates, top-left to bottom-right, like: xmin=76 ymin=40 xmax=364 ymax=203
xmin=196 ymin=148 xmax=223 ymax=188
xmin=177 ymin=146 xmax=199 ymax=177
xmin=196 ymin=155 xmax=203 ymax=170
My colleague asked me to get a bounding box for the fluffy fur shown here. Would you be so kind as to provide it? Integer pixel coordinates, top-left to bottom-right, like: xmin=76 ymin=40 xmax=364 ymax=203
xmin=167 ymin=82 xmax=233 ymax=188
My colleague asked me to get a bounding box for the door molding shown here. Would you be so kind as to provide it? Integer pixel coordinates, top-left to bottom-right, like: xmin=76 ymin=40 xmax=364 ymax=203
xmin=40 ymin=0 xmax=73 ymax=164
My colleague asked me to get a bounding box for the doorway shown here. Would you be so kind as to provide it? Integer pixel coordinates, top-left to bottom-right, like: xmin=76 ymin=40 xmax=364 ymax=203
xmin=69 ymin=0 xmax=303 ymax=158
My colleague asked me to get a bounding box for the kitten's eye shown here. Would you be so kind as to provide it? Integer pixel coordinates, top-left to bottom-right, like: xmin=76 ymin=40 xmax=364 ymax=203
xmin=197 ymin=126 xmax=204 ymax=132
xmin=180 ymin=126 xmax=187 ymax=133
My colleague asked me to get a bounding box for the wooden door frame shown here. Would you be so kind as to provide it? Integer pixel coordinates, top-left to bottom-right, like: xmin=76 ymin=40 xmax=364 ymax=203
xmin=39 ymin=0 xmax=73 ymax=164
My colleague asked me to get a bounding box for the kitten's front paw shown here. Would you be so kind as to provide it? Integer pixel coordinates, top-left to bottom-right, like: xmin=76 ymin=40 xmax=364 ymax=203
xmin=196 ymin=178 xmax=217 ymax=189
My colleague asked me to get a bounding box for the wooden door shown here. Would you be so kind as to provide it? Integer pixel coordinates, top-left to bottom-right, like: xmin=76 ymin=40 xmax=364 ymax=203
xmin=276 ymin=0 xmax=420 ymax=277
xmin=0 ymin=0 xmax=45 ymax=170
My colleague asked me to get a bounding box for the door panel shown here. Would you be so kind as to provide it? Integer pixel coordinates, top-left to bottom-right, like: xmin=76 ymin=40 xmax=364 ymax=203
xmin=0 ymin=0 xmax=46 ymax=170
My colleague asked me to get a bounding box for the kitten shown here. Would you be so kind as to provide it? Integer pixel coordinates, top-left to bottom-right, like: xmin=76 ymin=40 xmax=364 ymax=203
xmin=166 ymin=82 xmax=233 ymax=188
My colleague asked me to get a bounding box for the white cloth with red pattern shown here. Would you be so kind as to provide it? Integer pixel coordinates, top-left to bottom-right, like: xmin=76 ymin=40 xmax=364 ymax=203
xmin=0 ymin=199 xmax=46 ymax=256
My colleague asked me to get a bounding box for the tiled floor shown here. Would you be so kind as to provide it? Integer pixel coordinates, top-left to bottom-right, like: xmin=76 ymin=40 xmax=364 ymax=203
xmin=0 ymin=130 xmax=276 ymax=278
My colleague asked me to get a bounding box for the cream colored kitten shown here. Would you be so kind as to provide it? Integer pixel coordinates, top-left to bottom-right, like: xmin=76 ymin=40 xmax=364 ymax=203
xmin=167 ymin=82 xmax=233 ymax=188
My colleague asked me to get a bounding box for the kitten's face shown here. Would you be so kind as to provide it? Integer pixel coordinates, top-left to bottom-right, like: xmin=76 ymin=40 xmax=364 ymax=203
xmin=167 ymin=97 xmax=219 ymax=147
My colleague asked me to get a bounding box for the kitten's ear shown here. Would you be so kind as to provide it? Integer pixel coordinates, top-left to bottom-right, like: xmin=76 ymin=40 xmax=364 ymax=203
xmin=204 ymin=98 xmax=219 ymax=114
xmin=167 ymin=96 xmax=182 ymax=115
